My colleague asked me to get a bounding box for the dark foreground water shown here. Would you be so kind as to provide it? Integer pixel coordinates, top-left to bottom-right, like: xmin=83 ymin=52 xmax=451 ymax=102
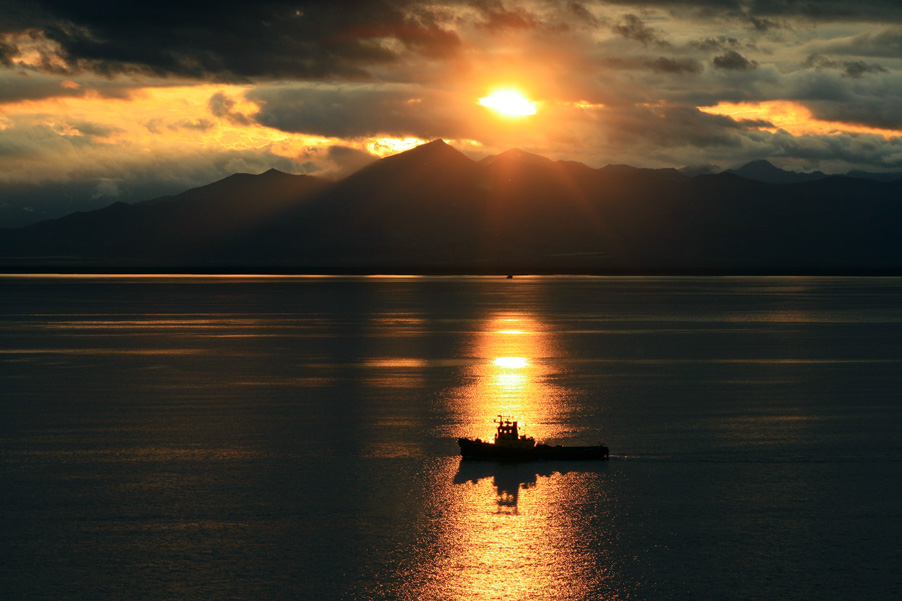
xmin=1 ymin=275 xmax=901 ymax=600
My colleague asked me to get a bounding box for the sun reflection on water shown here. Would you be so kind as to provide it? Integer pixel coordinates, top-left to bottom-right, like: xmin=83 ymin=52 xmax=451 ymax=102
xmin=403 ymin=311 xmax=619 ymax=600
xmin=450 ymin=312 xmax=569 ymax=442
xmin=493 ymin=356 xmax=529 ymax=369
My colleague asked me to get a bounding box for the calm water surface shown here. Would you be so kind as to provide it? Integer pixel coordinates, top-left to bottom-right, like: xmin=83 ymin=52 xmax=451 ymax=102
xmin=1 ymin=275 xmax=901 ymax=600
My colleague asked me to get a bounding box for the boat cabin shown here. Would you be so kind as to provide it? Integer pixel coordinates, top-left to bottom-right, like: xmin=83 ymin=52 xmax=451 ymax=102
xmin=493 ymin=416 xmax=535 ymax=449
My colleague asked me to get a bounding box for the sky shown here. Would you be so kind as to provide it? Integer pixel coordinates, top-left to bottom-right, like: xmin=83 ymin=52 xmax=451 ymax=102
xmin=2 ymin=0 xmax=902 ymax=224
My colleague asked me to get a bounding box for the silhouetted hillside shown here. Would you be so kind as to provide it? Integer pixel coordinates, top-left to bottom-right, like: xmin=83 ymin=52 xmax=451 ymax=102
xmin=0 ymin=169 xmax=328 ymax=264
xmin=2 ymin=140 xmax=902 ymax=274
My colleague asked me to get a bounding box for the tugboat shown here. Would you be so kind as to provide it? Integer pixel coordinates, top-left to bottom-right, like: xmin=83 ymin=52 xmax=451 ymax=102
xmin=458 ymin=416 xmax=609 ymax=461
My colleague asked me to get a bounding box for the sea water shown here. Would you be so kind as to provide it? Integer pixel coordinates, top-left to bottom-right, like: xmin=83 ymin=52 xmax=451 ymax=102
xmin=1 ymin=275 xmax=900 ymax=600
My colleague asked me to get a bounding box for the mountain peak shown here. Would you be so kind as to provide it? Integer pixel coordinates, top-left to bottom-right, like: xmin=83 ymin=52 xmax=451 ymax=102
xmin=333 ymin=138 xmax=479 ymax=192
xmin=744 ymin=159 xmax=778 ymax=168
xmin=481 ymin=148 xmax=553 ymax=167
xmin=373 ymin=139 xmax=474 ymax=170
xmin=405 ymin=139 xmax=457 ymax=157
xmin=730 ymin=160 xmax=827 ymax=184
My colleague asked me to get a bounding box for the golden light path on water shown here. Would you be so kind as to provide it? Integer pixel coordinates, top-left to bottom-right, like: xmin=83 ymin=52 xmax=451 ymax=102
xmin=398 ymin=312 xmax=619 ymax=600
xmin=466 ymin=313 xmax=555 ymax=440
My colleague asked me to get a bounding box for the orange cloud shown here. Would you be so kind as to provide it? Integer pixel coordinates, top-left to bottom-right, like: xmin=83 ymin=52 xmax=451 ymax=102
xmin=701 ymin=101 xmax=902 ymax=140
xmin=0 ymin=83 xmax=465 ymax=181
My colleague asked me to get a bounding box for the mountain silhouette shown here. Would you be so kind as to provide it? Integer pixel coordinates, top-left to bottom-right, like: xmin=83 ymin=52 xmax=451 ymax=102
xmin=2 ymin=140 xmax=902 ymax=273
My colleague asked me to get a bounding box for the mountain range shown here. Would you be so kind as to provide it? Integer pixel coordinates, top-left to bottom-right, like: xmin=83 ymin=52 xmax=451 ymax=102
xmin=2 ymin=140 xmax=902 ymax=274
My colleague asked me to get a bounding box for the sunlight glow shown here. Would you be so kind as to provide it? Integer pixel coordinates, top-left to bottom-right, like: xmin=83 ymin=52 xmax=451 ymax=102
xmin=478 ymin=89 xmax=538 ymax=118
xmin=367 ymin=137 xmax=427 ymax=156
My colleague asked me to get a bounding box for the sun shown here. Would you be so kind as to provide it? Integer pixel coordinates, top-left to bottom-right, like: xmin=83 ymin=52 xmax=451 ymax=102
xmin=478 ymin=89 xmax=538 ymax=118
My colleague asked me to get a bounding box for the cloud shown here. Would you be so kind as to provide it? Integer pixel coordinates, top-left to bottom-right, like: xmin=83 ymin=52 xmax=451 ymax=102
xmin=67 ymin=120 xmax=121 ymax=138
xmin=326 ymin=145 xmax=378 ymax=176
xmin=0 ymin=1 xmax=462 ymax=82
xmin=690 ymin=36 xmax=742 ymax=52
xmin=842 ymin=61 xmax=889 ymax=78
xmin=603 ymin=56 xmax=703 ymax=75
xmin=3 ymin=0 xmax=902 ymax=229
xmin=0 ymin=129 xmax=332 ymax=226
xmin=612 ymin=14 xmax=670 ymax=47
xmin=603 ymin=104 xmax=749 ymax=150
xmin=248 ymin=83 xmax=472 ymax=139
xmin=648 ymin=56 xmax=704 ymax=74
xmin=4 ymin=1 xmax=902 ymax=87
xmin=804 ymin=54 xmax=888 ymax=78
xmin=565 ymin=2 xmax=602 ymax=28
xmin=817 ymin=27 xmax=902 ymax=59
xmin=0 ymin=39 xmax=16 ymax=66
xmin=712 ymin=50 xmax=758 ymax=71
xmin=782 ymin=68 xmax=902 ymax=130
xmin=208 ymin=92 xmax=254 ymax=126
xmin=474 ymin=1 xmax=538 ymax=30
xmin=599 ymin=1 xmax=902 ymax=23
xmin=805 ymin=100 xmax=902 ymax=131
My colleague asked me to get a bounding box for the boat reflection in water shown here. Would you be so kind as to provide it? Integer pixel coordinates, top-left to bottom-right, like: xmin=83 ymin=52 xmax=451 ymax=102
xmin=453 ymin=459 xmax=603 ymax=515
xmin=401 ymin=457 xmax=621 ymax=600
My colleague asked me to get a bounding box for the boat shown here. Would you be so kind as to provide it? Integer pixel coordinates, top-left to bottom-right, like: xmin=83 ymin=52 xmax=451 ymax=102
xmin=458 ymin=416 xmax=609 ymax=461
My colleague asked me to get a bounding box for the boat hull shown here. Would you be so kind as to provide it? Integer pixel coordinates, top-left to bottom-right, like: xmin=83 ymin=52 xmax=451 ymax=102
xmin=458 ymin=438 xmax=609 ymax=461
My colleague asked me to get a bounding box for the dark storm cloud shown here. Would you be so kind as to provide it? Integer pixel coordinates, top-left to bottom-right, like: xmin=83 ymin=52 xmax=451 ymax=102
xmin=4 ymin=1 xmax=899 ymax=90
xmin=248 ymin=85 xmax=468 ymax=139
xmin=712 ymin=50 xmax=757 ymax=71
xmin=0 ymin=0 xmax=460 ymax=81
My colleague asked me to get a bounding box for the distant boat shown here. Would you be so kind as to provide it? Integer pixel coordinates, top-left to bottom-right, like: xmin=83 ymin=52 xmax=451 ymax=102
xmin=506 ymin=274 xmax=513 ymax=279
xmin=458 ymin=416 xmax=609 ymax=461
